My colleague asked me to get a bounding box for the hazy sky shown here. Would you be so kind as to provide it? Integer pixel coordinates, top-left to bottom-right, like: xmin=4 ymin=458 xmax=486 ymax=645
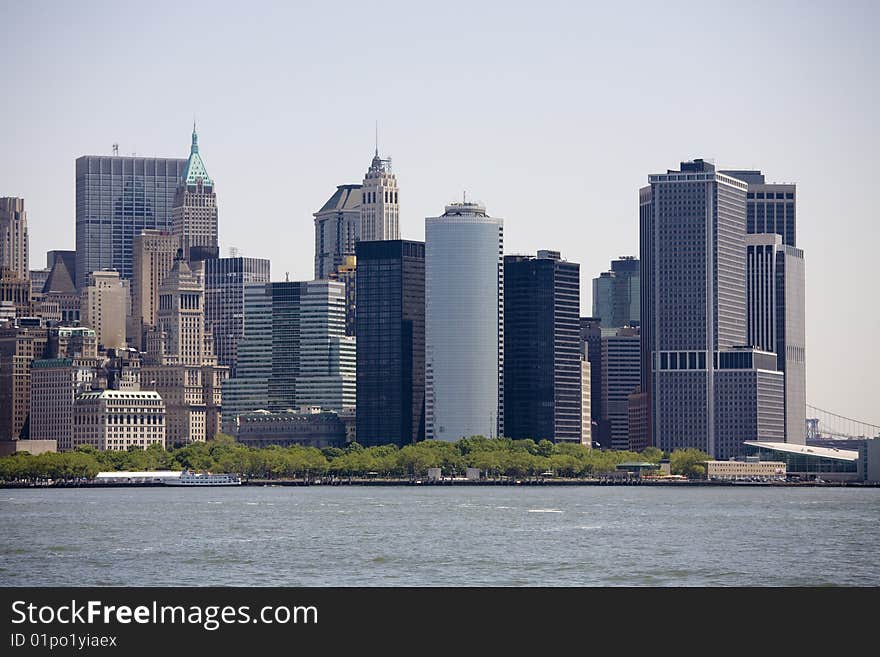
xmin=2 ymin=0 xmax=878 ymax=426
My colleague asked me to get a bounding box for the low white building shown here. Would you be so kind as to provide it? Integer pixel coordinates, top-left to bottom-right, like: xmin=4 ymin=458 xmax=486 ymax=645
xmin=706 ymin=459 xmax=786 ymax=480
xmin=73 ymin=389 xmax=166 ymax=451
xmin=94 ymin=470 xmax=180 ymax=483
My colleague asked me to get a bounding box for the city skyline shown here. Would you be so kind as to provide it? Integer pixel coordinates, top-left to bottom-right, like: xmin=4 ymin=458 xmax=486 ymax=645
xmin=2 ymin=1 xmax=878 ymax=426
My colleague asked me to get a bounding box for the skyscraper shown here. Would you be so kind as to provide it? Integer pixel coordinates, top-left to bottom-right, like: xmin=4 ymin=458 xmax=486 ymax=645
xmin=359 ymin=151 xmax=399 ymax=242
xmin=172 ymin=126 xmax=219 ymax=262
xmin=143 ymin=253 xmax=228 ymax=445
xmin=131 ymin=230 xmax=178 ymax=350
xmin=592 ymin=256 xmax=639 ymax=328
xmin=721 ymin=170 xmax=796 ymax=246
xmin=640 ymin=158 xmax=784 ymax=459
xmin=0 ymin=197 xmax=29 ymax=280
xmin=356 ymin=240 xmax=425 ymax=447
xmin=600 ymin=327 xmax=641 ymax=450
xmin=746 ymin=233 xmax=806 ymax=444
xmin=425 ymin=201 xmax=503 ymax=441
xmin=81 ymin=270 xmax=128 ymax=351
xmin=204 ymin=256 xmax=271 ymax=375
xmin=503 ymin=250 xmax=581 ymax=443
xmin=314 ymin=184 xmax=361 ymax=280
xmin=75 ymin=155 xmax=187 ymax=288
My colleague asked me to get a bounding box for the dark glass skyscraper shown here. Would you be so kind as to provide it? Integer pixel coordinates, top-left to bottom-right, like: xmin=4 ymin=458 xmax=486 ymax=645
xmin=503 ymin=251 xmax=581 ymax=443
xmin=75 ymin=156 xmax=187 ymax=288
xmin=355 ymin=240 xmax=425 ymax=447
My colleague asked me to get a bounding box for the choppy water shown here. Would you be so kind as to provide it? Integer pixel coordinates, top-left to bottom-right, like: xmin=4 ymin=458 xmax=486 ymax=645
xmin=1 ymin=486 xmax=877 ymax=586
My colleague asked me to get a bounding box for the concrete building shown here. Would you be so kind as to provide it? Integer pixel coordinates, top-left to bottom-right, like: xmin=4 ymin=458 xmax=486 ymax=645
xmin=143 ymin=254 xmax=228 ymax=445
xmin=172 ymin=126 xmax=218 ymax=262
xmin=41 ymin=252 xmax=79 ymax=324
xmin=0 ymin=197 xmax=29 ymax=280
xmin=328 ymin=256 xmax=357 ymax=337
xmin=627 ymin=388 xmax=650 ymax=452
xmin=0 ymin=268 xmax=30 ymax=319
xmin=235 ymin=408 xmax=346 ymax=448
xmin=359 ymin=150 xmax=399 ymax=242
xmin=131 ymin=230 xmax=178 ymax=350
xmin=503 ymin=251 xmax=581 ymax=443
xmin=204 ymin=256 xmax=271 ymax=375
xmin=601 ymin=327 xmax=641 ymax=450
xmin=30 ymin=357 xmax=98 ymax=450
xmin=355 ymin=240 xmax=425 ymax=447
xmin=580 ymin=317 xmax=604 ymax=446
xmin=746 ymin=233 xmax=806 ymax=444
xmin=0 ymin=323 xmax=49 ymax=440
xmin=297 ymin=280 xmax=356 ymax=412
xmin=581 ymin=358 xmax=591 ymax=447
xmin=705 ymin=459 xmax=786 ymax=480
xmin=720 ymin=170 xmax=796 ymax=246
xmin=592 ymin=256 xmax=639 ymax=328
xmin=75 ymin=155 xmax=187 ymax=288
xmin=314 ymin=184 xmax=361 ymax=280
xmin=640 ymin=158 xmax=786 ymax=459
xmin=425 ymin=201 xmax=503 ymax=441
xmin=81 ymin=270 xmax=128 ymax=350
xmin=73 ymin=389 xmax=166 ymax=450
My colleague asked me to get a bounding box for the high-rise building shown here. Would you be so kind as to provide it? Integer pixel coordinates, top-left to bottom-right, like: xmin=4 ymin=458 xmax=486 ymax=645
xmin=503 ymin=250 xmax=581 ymax=442
xmin=580 ymin=317 xmax=604 ymax=446
xmin=131 ymin=230 xmax=178 ymax=350
xmin=267 ymin=281 xmax=305 ymax=412
xmin=0 ymin=323 xmax=49 ymax=440
xmin=143 ymin=254 xmax=228 ymax=445
xmin=746 ymin=233 xmax=806 ymax=444
xmin=81 ymin=270 xmax=128 ymax=351
xmin=0 ymin=270 xmax=30 ymax=319
xmin=0 ymin=198 xmax=29 ymax=280
xmin=314 ymin=184 xmax=361 ymax=280
xmin=640 ymin=158 xmax=784 ymax=459
xmin=75 ymin=155 xmax=187 ymax=288
xmin=41 ymin=252 xmax=79 ymax=324
xmin=627 ymin=388 xmax=649 ymax=452
xmin=30 ymin=356 xmax=98 ymax=450
xmin=172 ymin=126 xmax=219 ymax=262
xmin=425 ymin=202 xmax=503 ymax=441
xmin=355 ymin=240 xmax=425 ymax=447
xmin=328 ymin=256 xmax=357 ymax=337
xmin=204 ymin=257 xmax=271 ymax=375
xmin=600 ymin=327 xmax=641 ymax=450
xmin=720 ymin=170 xmax=796 ymax=246
xmin=297 ymin=280 xmax=356 ymax=412
xmin=359 ymin=151 xmax=399 ymax=242
xmin=581 ymin=358 xmax=591 ymax=446
xmin=592 ymin=256 xmax=639 ymax=328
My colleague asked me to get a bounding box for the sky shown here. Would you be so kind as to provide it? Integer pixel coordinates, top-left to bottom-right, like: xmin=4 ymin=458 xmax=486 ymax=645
xmin=2 ymin=0 xmax=878 ymax=427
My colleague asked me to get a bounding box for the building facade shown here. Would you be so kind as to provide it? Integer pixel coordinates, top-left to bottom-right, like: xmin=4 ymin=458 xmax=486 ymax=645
xmin=81 ymin=270 xmax=128 ymax=351
xmin=172 ymin=127 xmax=218 ymax=262
xmin=204 ymin=256 xmax=271 ymax=376
xmin=30 ymin=357 xmax=98 ymax=450
xmin=131 ymin=230 xmax=178 ymax=350
xmin=592 ymin=256 xmax=639 ymax=329
xmin=355 ymin=240 xmax=425 ymax=447
xmin=0 ymin=323 xmax=49 ymax=440
xmin=314 ymin=184 xmax=361 ymax=280
xmin=503 ymin=251 xmax=581 ymax=442
xmin=75 ymin=155 xmax=187 ymax=288
xmin=425 ymin=202 xmax=503 ymax=441
xmin=0 ymin=197 xmax=29 ymax=280
xmin=601 ymin=327 xmax=641 ymax=450
xmin=359 ymin=151 xmax=399 ymax=242
xmin=73 ymin=389 xmax=165 ymax=451
xmin=235 ymin=409 xmax=346 ymax=449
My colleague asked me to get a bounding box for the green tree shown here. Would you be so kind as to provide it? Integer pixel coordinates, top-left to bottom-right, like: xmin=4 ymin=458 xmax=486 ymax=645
xmin=670 ymin=448 xmax=711 ymax=478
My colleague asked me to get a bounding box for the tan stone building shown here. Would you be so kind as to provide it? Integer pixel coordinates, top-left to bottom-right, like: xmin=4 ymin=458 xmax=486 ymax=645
xmin=30 ymin=356 xmax=99 ymax=450
xmin=172 ymin=126 xmax=218 ymax=262
xmin=0 ymin=322 xmax=49 ymax=440
xmin=73 ymin=389 xmax=165 ymax=451
xmin=143 ymin=254 xmax=227 ymax=446
xmin=81 ymin=270 xmax=128 ymax=350
xmin=131 ymin=230 xmax=177 ymax=350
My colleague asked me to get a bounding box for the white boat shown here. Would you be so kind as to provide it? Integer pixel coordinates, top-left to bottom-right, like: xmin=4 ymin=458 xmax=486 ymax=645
xmin=163 ymin=471 xmax=242 ymax=486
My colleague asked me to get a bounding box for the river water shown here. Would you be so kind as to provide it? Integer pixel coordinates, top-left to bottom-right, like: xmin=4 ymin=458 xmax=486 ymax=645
xmin=2 ymin=486 xmax=877 ymax=586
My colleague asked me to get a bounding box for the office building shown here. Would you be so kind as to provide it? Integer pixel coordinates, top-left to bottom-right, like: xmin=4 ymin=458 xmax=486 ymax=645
xmin=328 ymin=256 xmax=357 ymax=337
xmin=601 ymin=327 xmax=641 ymax=450
xmin=235 ymin=408 xmax=346 ymax=449
xmin=720 ymin=170 xmax=796 ymax=246
xmin=314 ymin=184 xmax=361 ymax=280
xmin=355 ymin=240 xmax=425 ymax=447
xmin=73 ymin=389 xmax=165 ymax=451
xmin=143 ymin=254 xmax=228 ymax=445
xmin=81 ymin=270 xmax=128 ymax=351
xmin=172 ymin=126 xmax=218 ymax=261
xmin=0 ymin=197 xmax=29 ymax=280
xmin=640 ymin=158 xmax=785 ymax=459
xmin=0 ymin=269 xmax=30 ymax=319
xmin=503 ymin=250 xmax=581 ymax=442
xmin=30 ymin=357 xmax=99 ymax=450
xmin=130 ymin=230 xmax=178 ymax=350
xmin=75 ymin=154 xmax=187 ymax=288
xmin=204 ymin=256 xmax=271 ymax=375
xmin=592 ymin=256 xmax=639 ymax=328
xmin=359 ymin=150 xmax=399 ymax=242
xmin=580 ymin=317 xmax=604 ymax=446
xmin=425 ymin=201 xmax=503 ymax=441
xmin=581 ymin=358 xmax=591 ymax=446
xmin=746 ymin=233 xmax=806 ymax=444
xmin=0 ymin=323 xmax=49 ymax=440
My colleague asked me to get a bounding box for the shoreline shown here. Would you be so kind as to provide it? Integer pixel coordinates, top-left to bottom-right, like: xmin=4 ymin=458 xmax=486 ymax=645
xmin=2 ymin=478 xmax=877 ymax=489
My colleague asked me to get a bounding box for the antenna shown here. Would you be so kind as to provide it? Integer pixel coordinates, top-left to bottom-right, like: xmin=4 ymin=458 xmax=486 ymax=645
xmin=463 ymin=190 xmax=467 ymax=204
xmin=285 ymin=271 xmax=289 ymax=282
xmin=375 ymin=120 xmax=379 ymax=157
xmin=112 ymin=143 xmax=119 ymax=156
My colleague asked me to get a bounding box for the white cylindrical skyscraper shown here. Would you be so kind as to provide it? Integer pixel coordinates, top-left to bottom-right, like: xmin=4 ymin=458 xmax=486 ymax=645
xmin=425 ymin=201 xmax=503 ymax=441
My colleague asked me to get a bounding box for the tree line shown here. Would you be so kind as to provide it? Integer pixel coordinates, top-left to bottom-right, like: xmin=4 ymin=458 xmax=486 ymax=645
xmin=0 ymin=435 xmax=711 ymax=483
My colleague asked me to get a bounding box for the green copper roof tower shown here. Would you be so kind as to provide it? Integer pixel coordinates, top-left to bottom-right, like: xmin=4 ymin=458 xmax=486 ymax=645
xmin=173 ymin=123 xmax=219 ymax=261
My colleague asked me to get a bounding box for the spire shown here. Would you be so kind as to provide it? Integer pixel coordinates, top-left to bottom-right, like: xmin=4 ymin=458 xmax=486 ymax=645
xmin=181 ymin=123 xmax=212 ymax=186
